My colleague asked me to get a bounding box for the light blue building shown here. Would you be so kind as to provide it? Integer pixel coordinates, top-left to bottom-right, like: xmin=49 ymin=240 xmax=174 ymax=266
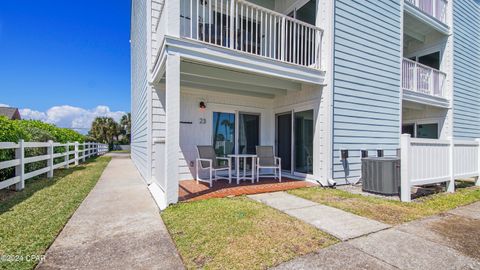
xmin=131 ymin=0 xmax=480 ymax=207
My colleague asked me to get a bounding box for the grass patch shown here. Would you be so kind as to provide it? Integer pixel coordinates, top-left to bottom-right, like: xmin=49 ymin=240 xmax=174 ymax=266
xmin=0 ymin=156 xmax=111 ymax=270
xmin=162 ymin=197 xmax=337 ymax=269
xmin=288 ymin=183 xmax=480 ymax=225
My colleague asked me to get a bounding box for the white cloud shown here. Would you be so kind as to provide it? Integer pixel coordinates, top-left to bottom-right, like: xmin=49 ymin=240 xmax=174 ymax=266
xmin=19 ymin=105 xmax=126 ymax=134
xmin=0 ymin=103 xmax=10 ymax=107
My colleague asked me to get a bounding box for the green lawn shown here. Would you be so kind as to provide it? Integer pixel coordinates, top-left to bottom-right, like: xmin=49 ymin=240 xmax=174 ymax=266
xmin=0 ymin=156 xmax=111 ymax=270
xmin=288 ymin=182 xmax=480 ymax=225
xmin=162 ymin=197 xmax=338 ymax=270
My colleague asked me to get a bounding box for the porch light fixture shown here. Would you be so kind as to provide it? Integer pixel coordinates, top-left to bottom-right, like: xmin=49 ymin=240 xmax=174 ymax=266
xmin=199 ymin=101 xmax=207 ymax=112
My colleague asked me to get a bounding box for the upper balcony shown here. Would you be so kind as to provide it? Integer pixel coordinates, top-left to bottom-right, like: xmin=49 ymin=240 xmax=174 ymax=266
xmin=152 ymin=0 xmax=325 ymax=86
xmin=402 ymin=58 xmax=449 ymax=107
xmin=404 ymin=0 xmax=449 ymax=35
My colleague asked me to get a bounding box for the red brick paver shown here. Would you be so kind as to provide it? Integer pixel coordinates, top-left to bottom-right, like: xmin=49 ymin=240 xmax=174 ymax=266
xmin=179 ymin=178 xmax=316 ymax=201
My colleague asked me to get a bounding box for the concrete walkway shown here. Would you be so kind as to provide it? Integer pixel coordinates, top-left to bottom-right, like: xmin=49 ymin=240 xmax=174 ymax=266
xmin=263 ymin=194 xmax=480 ymax=270
xmin=37 ymin=157 xmax=184 ymax=270
xmin=249 ymin=192 xmax=390 ymax=241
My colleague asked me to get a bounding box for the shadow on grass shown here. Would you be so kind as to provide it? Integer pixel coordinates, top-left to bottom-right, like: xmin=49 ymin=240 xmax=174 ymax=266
xmin=0 ymin=157 xmax=99 ymax=215
xmin=411 ymin=179 xmax=477 ymax=200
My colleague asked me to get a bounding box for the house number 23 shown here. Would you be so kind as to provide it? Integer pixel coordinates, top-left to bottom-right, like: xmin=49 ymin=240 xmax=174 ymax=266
xmin=199 ymin=118 xmax=206 ymax=124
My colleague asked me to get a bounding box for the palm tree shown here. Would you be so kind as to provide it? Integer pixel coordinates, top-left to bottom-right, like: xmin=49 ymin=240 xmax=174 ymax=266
xmin=90 ymin=117 xmax=120 ymax=145
xmin=120 ymin=113 xmax=131 ymax=143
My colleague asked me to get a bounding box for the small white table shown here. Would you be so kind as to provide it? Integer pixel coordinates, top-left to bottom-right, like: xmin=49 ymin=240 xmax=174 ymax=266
xmin=227 ymin=154 xmax=257 ymax=184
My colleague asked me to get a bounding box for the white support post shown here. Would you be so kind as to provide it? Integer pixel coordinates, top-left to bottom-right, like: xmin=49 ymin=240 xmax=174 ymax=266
xmin=15 ymin=139 xmax=25 ymax=191
xmin=447 ymin=137 xmax=455 ymax=192
xmin=65 ymin=142 xmax=70 ymax=169
xmin=165 ymin=54 xmax=181 ymax=205
xmin=47 ymin=140 xmax=54 ymax=178
xmin=74 ymin=142 xmax=79 ymax=165
xmin=400 ymin=134 xmax=411 ymax=202
xmin=476 ymin=139 xmax=480 ymax=186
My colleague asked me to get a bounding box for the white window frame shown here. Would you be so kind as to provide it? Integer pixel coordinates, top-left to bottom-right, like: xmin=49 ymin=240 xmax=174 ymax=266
xmin=402 ymin=119 xmax=441 ymax=139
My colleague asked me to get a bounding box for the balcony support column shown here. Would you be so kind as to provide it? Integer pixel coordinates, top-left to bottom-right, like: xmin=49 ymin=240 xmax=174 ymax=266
xmin=164 ymin=53 xmax=180 ymax=205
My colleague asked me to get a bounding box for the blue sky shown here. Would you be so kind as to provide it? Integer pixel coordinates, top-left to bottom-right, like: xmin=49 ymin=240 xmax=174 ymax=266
xmin=0 ymin=0 xmax=131 ymax=131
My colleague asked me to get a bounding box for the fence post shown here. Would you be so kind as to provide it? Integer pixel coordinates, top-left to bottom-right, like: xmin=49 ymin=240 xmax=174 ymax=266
xmin=447 ymin=137 xmax=455 ymax=192
xmin=15 ymin=139 xmax=25 ymax=191
xmin=476 ymin=139 xmax=480 ymax=186
xmin=400 ymin=134 xmax=411 ymax=202
xmin=47 ymin=140 xmax=54 ymax=178
xmin=74 ymin=142 xmax=79 ymax=165
xmin=82 ymin=143 xmax=86 ymax=162
xmin=65 ymin=142 xmax=70 ymax=169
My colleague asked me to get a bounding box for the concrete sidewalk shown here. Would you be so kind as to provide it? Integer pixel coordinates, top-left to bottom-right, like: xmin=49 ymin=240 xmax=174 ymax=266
xmin=37 ymin=157 xmax=184 ymax=270
xmin=249 ymin=192 xmax=390 ymax=240
xmin=268 ymin=195 xmax=480 ymax=270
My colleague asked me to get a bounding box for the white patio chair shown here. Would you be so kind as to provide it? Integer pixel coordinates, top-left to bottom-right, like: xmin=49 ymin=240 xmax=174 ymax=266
xmin=256 ymin=146 xmax=281 ymax=182
xmin=196 ymin=145 xmax=231 ymax=187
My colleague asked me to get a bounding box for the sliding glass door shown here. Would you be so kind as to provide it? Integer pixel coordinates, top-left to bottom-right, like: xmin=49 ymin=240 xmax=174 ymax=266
xmin=294 ymin=110 xmax=314 ymax=174
xmin=276 ymin=113 xmax=292 ymax=171
xmin=276 ymin=109 xmax=314 ymax=175
xmin=212 ymin=112 xmax=235 ymax=157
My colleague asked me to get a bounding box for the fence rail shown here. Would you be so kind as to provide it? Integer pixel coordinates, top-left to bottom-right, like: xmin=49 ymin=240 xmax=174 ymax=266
xmin=400 ymin=134 xmax=480 ymax=202
xmin=0 ymin=140 xmax=108 ymax=191
xmin=402 ymin=58 xmax=447 ymax=98
xmin=179 ymin=0 xmax=323 ymax=69
xmin=405 ymin=0 xmax=448 ymax=23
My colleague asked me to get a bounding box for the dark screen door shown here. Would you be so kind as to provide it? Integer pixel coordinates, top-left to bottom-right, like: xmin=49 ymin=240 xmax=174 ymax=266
xmin=276 ymin=113 xmax=292 ymax=171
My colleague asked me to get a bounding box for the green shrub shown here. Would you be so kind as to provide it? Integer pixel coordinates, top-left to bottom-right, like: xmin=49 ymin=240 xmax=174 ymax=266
xmin=0 ymin=117 xmax=89 ymax=182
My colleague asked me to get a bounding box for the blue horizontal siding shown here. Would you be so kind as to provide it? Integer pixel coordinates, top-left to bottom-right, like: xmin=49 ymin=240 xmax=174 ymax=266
xmin=332 ymin=0 xmax=402 ymax=183
xmin=453 ymin=0 xmax=480 ymax=140
xmin=131 ymin=0 xmax=149 ymax=180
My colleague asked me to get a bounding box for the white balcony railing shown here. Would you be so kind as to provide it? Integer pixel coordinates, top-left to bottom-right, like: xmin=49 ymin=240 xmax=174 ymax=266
xmin=179 ymin=0 xmax=323 ymax=69
xmin=402 ymin=58 xmax=447 ymax=98
xmin=405 ymin=0 xmax=448 ymax=24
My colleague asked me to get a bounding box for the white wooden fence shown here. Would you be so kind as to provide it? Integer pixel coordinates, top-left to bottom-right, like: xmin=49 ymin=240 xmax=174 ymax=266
xmin=0 ymin=140 xmax=108 ymax=191
xmin=400 ymin=134 xmax=480 ymax=202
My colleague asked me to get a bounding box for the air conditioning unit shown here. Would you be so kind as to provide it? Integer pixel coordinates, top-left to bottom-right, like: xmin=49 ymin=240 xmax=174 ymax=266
xmin=361 ymin=157 xmax=400 ymax=195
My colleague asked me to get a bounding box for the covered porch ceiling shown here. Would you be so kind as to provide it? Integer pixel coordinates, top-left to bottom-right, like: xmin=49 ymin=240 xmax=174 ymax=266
xmin=161 ymin=60 xmax=314 ymax=99
xmin=403 ymin=12 xmax=449 ymax=45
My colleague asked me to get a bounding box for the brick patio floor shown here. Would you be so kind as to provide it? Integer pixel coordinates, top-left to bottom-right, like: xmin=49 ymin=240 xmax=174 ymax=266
xmin=179 ymin=178 xmax=316 ymax=201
